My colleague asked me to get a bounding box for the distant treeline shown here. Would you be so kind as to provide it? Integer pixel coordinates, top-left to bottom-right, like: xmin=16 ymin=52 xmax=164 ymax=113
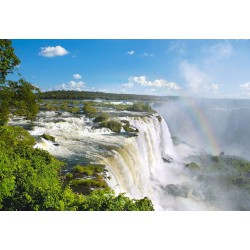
xmin=39 ymin=90 xmax=178 ymax=102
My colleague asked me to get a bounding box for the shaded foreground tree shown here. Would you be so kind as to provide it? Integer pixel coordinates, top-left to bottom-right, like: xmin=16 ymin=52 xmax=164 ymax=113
xmin=0 ymin=39 xmax=39 ymax=125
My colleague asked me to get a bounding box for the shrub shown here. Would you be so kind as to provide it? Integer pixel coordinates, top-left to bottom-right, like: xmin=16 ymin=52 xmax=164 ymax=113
xmin=70 ymin=179 xmax=107 ymax=188
xmin=123 ymin=123 xmax=138 ymax=133
xmin=78 ymin=189 xmax=154 ymax=211
xmin=41 ymin=134 xmax=55 ymax=142
xmin=73 ymin=165 xmax=85 ymax=174
xmin=82 ymin=103 xmax=97 ymax=118
xmin=65 ymin=173 xmax=73 ymax=179
xmin=102 ymin=120 xmax=122 ymax=132
xmin=93 ymin=113 xmax=110 ymax=123
xmin=127 ymin=102 xmax=154 ymax=113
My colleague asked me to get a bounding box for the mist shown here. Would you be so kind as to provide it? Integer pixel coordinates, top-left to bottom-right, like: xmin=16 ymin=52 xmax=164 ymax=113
xmin=154 ymin=97 xmax=250 ymax=160
xmin=153 ymin=97 xmax=250 ymax=210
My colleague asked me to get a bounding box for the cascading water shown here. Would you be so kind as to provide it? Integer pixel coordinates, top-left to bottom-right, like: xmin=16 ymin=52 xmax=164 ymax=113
xmin=100 ymin=115 xmax=183 ymax=210
xmin=9 ymin=110 xmax=216 ymax=210
xmin=99 ymin=115 xmax=216 ymax=210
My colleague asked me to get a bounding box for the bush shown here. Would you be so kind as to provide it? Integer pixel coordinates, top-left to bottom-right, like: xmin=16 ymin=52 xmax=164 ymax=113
xmin=73 ymin=165 xmax=85 ymax=174
xmin=127 ymin=102 xmax=154 ymax=113
xmin=65 ymin=173 xmax=73 ymax=179
xmin=123 ymin=122 xmax=139 ymax=133
xmin=102 ymin=120 xmax=122 ymax=132
xmin=70 ymin=179 xmax=107 ymax=188
xmin=72 ymin=164 xmax=104 ymax=176
xmin=93 ymin=113 xmax=110 ymax=123
xmin=83 ymin=103 xmax=97 ymax=118
xmin=41 ymin=134 xmax=55 ymax=142
xmin=78 ymin=189 xmax=154 ymax=211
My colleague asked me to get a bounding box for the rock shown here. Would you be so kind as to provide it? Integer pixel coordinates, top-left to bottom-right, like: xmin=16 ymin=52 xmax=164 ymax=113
xmin=164 ymin=184 xmax=190 ymax=198
xmin=162 ymin=154 xmax=173 ymax=163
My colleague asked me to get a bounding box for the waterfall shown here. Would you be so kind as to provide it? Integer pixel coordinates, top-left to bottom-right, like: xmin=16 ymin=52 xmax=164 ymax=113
xmin=100 ymin=115 xmax=178 ymax=208
xmin=10 ymin=111 xmax=216 ymax=210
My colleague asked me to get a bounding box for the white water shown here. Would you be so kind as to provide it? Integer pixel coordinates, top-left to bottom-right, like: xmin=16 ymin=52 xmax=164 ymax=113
xmin=100 ymin=116 xmax=177 ymax=208
xmin=99 ymin=115 xmax=216 ymax=210
xmin=9 ymin=111 xmax=216 ymax=210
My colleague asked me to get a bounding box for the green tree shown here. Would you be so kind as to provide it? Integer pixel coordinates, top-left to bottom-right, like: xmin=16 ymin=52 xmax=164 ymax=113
xmin=0 ymin=39 xmax=20 ymax=84
xmin=0 ymin=40 xmax=40 ymax=124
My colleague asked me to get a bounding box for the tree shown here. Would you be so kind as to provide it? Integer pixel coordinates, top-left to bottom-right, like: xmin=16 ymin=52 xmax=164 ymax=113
xmin=0 ymin=39 xmax=20 ymax=84
xmin=0 ymin=39 xmax=39 ymax=124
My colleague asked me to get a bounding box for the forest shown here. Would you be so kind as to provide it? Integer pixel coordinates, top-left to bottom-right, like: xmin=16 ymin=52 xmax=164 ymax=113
xmin=38 ymin=89 xmax=177 ymax=102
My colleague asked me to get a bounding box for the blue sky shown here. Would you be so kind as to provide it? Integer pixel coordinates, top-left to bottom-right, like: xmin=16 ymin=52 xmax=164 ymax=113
xmin=10 ymin=39 xmax=250 ymax=98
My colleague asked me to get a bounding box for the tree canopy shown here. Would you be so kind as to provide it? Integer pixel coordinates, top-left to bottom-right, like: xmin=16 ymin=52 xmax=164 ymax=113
xmin=0 ymin=39 xmax=39 ymax=125
xmin=0 ymin=39 xmax=20 ymax=84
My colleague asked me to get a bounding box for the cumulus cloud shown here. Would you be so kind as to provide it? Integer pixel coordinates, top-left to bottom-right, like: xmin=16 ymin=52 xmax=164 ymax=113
xmin=55 ymin=80 xmax=86 ymax=91
xmin=128 ymin=76 xmax=181 ymax=90
xmin=180 ymin=61 xmax=219 ymax=94
xmin=73 ymin=74 xmax=82 ymax=79
xmin=240 ymin=82 xmax=250 ymax=90
xmin=39 ymin=46 xmax=69 ymax=57
xmin=126 ymin=50 xmax=135 ymax=55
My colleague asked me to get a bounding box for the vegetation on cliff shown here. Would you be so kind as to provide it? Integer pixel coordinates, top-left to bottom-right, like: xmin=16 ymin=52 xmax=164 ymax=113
xmin=0 ymin=125 xmax=154 ymax=211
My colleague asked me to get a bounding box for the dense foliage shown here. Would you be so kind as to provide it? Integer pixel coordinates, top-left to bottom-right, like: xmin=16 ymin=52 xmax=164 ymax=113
xmin=0 ymin=40 xmax=20 ymax=84
xmin=0 ymin=125 xmax=154 ymax=211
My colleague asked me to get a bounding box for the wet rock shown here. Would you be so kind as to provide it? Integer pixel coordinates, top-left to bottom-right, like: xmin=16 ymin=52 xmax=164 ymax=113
xmin=164 ymin=184 xmax=190 ymax=198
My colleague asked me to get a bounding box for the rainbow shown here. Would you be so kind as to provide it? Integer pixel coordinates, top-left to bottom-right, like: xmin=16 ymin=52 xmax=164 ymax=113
xmin=178 ymin=97 xmax=221 ymax=156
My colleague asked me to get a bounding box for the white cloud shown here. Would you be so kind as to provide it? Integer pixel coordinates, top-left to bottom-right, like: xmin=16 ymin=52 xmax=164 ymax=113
xmin=39 ymin=46 xmax=69 ymax=57
xmin=126 ymin=50 xmax=135 ymax=55
xmin=204 ymin=41 xmax=233 ymax=60
xmin=140 ymin=53 xmax=154 ymax=57
xmin=211 ymin=84 xmax=219 ymax=91
xmin=180 ymin=61 xmax=210 ymax=90
xmin=55 ymin=80 xmax=86 ymax=91
xmin=73 ymin=74 xmax=82 ymax=79
xmin=168 ymin=41 xmax=186 ymax=55
xmin=122 ymin=82 xmax=134 ymax=89
xmin=179 ymin=61 xmax=219 ymax=94
xmin=128 ymin=76 xmax=181 ymax=90
xmin=240 ymin=82 xmax=250 ymax=90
